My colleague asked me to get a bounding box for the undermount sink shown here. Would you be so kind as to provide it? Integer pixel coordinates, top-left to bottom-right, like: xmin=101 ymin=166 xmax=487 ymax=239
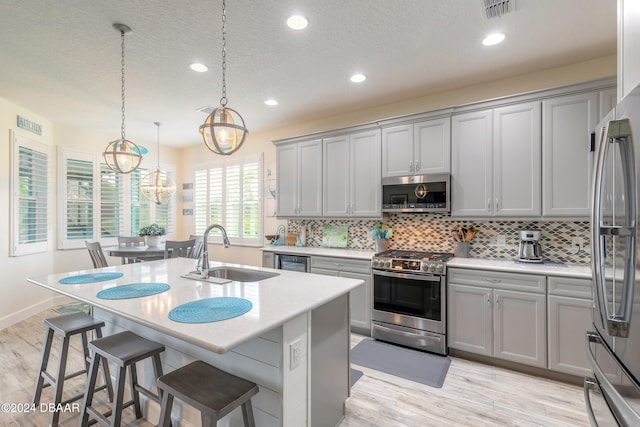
xmin=182 ymin=267 xmax=279 ymax=284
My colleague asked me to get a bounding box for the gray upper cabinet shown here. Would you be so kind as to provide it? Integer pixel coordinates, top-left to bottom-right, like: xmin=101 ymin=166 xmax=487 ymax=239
xmin=381 ymin=117 xmax=451 ymax=177
xmin=542 ymin=92 xmax=598 ymax=217
xmin=276 ymin=139 xmax=323 ymax=217
xmin=452 ymin=101 xmax=541 ymax=217
xmin=323 ymin=129 xmax=381 ymax=217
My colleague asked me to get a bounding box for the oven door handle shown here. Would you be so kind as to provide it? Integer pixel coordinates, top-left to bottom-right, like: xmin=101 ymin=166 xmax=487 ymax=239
xmin=373 ymin=269 xmax=441 ymax=282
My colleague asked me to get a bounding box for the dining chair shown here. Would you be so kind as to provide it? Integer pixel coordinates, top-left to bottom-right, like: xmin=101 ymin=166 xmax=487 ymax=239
xmin=85 ymin=241 xmax=108 ymax=268
xmin=164 ymin=239 xmax=197 ymax=259
xmin=188 ymin=235 xmax=204 ymax=259
xmin=117 ymin=236 xmax=146 ymax=264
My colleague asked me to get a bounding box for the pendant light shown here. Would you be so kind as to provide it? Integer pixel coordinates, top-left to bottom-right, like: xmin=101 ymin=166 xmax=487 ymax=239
xmin=103 ymin=23 xmax=142 ymax=174
xmin=140 ymin=122 xmax=176 ymax=205
xmin=199 ymin=0 xmax=248 ymax=155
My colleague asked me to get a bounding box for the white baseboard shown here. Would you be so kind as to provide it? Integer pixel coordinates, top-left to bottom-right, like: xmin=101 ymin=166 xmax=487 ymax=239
xmin=0 ymin=295 xmax=75 ymax=330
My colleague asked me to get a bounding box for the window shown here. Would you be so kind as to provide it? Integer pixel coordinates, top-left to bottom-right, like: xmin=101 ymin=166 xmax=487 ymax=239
xmin=59 ymin=148 xmax=175 ymax=249
xmin=129 ymin=166 xmax=174 ymax=236
xmin=194 ymin=153 xmax=263 ymax=246
xmin=10 ymin=131 xmax=49 ymax=256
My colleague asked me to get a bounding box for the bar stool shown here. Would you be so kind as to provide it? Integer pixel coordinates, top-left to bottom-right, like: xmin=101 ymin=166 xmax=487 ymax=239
xmin=32 ymin=312 xmax=114 ymax=427
xmin=80 ymin=331 xmax=165 ymax=427
xmin=157 ymin=360 xmax=259 ymax=427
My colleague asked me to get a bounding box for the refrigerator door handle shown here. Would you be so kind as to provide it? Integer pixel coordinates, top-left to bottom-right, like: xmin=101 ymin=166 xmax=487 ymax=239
xmin=583 ymin=377 xmax=603 ymax=427
xmin=592 ymin=122 xmax=611 ymax=333
xmin=586 ymin=331 xmax=640 ymax=425
xmin=592 ymin=119 xmax=637 ymax=338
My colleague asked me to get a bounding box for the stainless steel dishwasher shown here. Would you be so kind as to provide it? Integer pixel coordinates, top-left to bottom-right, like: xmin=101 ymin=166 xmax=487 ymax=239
xmin=274 ymin=253 xmax=311 ymax=272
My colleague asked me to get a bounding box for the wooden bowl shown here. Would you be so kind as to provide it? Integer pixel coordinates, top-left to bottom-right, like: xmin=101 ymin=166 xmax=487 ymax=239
xmin=265 ymin=234 xmax=278 ymax=241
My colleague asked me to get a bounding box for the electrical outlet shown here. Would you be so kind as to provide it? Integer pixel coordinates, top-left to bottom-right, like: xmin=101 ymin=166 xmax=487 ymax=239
xmin=497 ymin=235 xmax=506 ymax=248
xmin=572 ymin=236 xmax=584 ymax=254
xmin=290 ymin=339 xmax=301 ymax=370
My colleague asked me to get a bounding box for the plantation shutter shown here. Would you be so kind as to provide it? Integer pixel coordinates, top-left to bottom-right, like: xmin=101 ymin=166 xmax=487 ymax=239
xmin=64 ymin=157 xmax=94 ymax=244
xmin=193 ymin=153 xmax=262 ymax=245
xmin=10 ymin=133 xmax=49 ymax=256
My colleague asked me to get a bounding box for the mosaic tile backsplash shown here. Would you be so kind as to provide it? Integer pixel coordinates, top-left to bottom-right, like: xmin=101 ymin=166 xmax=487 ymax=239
xmin=286 ymin=214 xmax=591 ymax=265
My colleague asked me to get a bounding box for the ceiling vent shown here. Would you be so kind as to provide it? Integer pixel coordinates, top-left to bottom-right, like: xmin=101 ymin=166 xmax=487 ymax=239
xmin=197 ymin=106 xmax=214 ymax=115
xmin=484 ymin=0 xmax=514 ymax=19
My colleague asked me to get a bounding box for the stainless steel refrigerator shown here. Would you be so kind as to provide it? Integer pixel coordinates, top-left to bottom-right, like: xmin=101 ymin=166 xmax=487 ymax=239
xmin=586 ymin=85 xmax=640 ymax=426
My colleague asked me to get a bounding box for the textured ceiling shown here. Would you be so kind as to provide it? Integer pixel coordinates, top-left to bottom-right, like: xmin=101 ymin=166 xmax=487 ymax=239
xmin=0 ymin=0 xmax=616 ymax=147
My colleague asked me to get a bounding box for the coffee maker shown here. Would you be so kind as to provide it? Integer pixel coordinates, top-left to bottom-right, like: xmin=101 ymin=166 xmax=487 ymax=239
xmin=518 ymin=230 xmax=543 ymax=263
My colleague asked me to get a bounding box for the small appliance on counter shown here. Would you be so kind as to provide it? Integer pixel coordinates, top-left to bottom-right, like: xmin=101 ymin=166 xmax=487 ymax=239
xmin=517 ymin=230 xmax=543 ymax=263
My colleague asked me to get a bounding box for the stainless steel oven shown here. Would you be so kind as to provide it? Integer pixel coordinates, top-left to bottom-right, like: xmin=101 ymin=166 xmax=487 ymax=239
xmin=371 ymin=250 xmax=451 ymax=355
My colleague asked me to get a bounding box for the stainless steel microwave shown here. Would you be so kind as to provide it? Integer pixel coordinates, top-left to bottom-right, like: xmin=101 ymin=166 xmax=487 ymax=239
xmin=382 ymin=173 xmax=450 ymax=213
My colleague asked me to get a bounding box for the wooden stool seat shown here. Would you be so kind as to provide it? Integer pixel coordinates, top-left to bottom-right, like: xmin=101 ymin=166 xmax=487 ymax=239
xmin=157 ymin=360 xmax=259 ymax=426
xmin=80 ymin=331 xmax=165 ymax=427
xmin=32 ymin=312 xmax=113 ymax=427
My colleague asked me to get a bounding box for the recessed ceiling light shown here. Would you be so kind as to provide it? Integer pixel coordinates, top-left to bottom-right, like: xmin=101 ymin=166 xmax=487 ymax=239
xmin=265 ymin=99 xmax=278 ymax=106
xmin=287 ymin=15 xmax=308 ymax=30
xmin=190 ymin=62 xmax=208 ymax=72
xmin=350 ymin=73 xmax=366 ymax=83
xmin=482 ymin=32 xmax=505 ymax=46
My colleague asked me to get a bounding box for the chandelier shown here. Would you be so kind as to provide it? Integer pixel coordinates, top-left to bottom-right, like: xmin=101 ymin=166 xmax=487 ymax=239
xmin=199 ymin=0 xmax=248 ymax=155
xmin=103 ymin=23 xmax=142 ymax=174
xmin=140 ymin=122 xmax=176 ymax=205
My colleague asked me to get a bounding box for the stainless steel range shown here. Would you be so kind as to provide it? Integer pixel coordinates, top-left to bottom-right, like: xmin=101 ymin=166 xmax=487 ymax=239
xmin=371 ymin=250 xmax=453 ymax=355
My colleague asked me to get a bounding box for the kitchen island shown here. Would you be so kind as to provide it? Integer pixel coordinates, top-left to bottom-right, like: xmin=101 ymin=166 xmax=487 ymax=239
xmin=27 ymin=257 xmax=364 ymax=427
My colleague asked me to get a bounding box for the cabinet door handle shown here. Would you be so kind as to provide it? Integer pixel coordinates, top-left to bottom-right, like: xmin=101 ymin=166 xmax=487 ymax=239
xmin=495 ymin=198 xmax=499 ymax=210
xmin=495 ymin=295 xmax=500 ymax=307
xmin=415 ymin=160 xmax=420 ymax=171
xmin=485 ymin=278 xmax=502 ymax=283
xmin=335 ymin=263 xmax=344 ymax=267
xmin=487 ymin=296 xmax=491 ymax=306
xmin=409 ymin=160 xmax=413 ymax=172
xmin=487 ymin=198 xmax=491 ymax=211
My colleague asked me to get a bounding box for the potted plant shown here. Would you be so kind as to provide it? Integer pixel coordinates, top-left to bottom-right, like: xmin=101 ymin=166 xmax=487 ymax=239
xmin=138 ymin=223 xmax=166 ymax=247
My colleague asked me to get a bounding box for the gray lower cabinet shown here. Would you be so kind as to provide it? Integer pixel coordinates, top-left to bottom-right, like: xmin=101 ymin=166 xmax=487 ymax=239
xmin=448 ymin=268 xmax=547 ymax=368
xmin=311 ymin=256 xmax=372 ymax=335
xmin=547 ymin=276 xmax=592 ymax=376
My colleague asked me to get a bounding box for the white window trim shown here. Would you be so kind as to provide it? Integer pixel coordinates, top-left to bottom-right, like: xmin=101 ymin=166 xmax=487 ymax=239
xmin=10 ymin=130 xmax=50 ymax=256
xmin=194 ymin=153 xmax=263 ymax=247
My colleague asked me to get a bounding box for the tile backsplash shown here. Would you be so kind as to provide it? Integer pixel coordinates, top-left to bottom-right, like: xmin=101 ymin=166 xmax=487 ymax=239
xmin=286 ymin=214 xmax=591 ymax=265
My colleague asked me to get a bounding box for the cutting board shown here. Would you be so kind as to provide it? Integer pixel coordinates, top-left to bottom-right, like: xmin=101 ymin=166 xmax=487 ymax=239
xmin=321 ymin=225 xmax=348 ymax=248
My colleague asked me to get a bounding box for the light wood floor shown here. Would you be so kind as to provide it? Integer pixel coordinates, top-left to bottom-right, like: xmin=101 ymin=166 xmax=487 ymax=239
xmin=0 ymin=307 xmax=590 ymax=426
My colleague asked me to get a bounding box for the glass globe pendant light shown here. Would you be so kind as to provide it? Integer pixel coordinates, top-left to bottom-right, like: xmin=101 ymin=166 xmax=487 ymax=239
xmin=103 ymin=23 xmax=142 ymax=174
xmin=140 ymin=122 xmax=176 ymax=205
xmin=199 ymin=0 xmax=248 ymax=155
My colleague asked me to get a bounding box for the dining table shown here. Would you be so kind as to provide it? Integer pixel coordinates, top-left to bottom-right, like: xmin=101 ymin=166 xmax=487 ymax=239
xmin=106 ymin=244 xmax=166 ymax=262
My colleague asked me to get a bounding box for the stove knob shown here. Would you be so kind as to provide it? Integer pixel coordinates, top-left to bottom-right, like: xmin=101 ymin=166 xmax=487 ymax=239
xmin=384 ymin=260 xmax=391 ymax=269
xmin=435 ymin=264 xmax=444 ymax=273
xmin=421 ymin=263 xmax=428 ymax=271
xmin=430 ymin=263 xmax=437 ymax=272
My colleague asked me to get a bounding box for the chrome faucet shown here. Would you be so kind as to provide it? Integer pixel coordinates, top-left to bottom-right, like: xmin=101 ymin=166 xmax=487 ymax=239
xmin=197 ymin=224 xmax=231 ymax=277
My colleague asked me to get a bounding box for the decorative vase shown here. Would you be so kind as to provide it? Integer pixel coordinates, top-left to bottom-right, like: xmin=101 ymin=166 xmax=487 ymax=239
xmin=374 ymin=238 xmax=389 ymax=253
xmin=145 ymin=235 xmax=161 ymax=247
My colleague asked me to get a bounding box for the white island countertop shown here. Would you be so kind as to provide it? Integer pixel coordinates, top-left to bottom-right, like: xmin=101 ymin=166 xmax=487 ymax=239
xmin=27 ymin=258 xmax=363 ymax=354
